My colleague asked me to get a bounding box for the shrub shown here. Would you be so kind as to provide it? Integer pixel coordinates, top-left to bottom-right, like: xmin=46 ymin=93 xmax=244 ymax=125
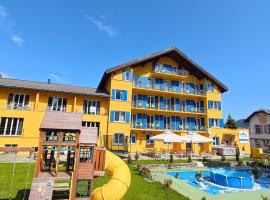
xmin=261 ymin=195 xmax=270 ymax=200
xmin=168 ymin=163 xmax=172 ymax=169
xmin=201 ymin=197 xmax=207 ymax=200
xmin=134 ymin=152 xmax=139 ymax=161
xmin=252 ymin=164 xmax=260 ymax=179
xmin=236 ymin=152 xmax=240 ymax=162
xmin=221 ymin=155 xmax=226 ymax=162
xmin=127 ymin=154 xmax=132 ymax=164
xmin=136 ymin=163 xmax=142 ymax=172
xmin=164 ymin=179 xmax=173 ymax=188
xmin=187 ymin=155 xmax=192 ymax=163
xmin=202 ymin=156 xmax=207 ymax=163
xmin=169 ymin=154 xmax=174 ymax=163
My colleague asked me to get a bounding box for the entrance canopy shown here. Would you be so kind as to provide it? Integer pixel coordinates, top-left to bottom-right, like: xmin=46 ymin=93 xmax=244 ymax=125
xmin=150 ymin=131 xmax=189 ymax=143
xmin=184 ymin=132 xmax=214 ymax=144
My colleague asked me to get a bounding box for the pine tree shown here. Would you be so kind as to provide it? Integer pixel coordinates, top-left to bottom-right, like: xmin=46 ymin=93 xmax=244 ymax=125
xmin=225 ymin=114 xmax=238 ymax=129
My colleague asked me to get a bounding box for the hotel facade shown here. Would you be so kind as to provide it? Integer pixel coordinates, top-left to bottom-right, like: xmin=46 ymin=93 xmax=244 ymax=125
xmin=0 ymin=47 xmax=251 ymax=155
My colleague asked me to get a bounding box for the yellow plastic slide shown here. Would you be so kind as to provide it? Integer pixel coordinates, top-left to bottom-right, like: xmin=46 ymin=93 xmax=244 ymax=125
xmin=92 ymin=150 xmax=131 ymax=200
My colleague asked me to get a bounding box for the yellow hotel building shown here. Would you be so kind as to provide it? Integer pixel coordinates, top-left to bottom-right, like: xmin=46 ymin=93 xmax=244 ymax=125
xmin=0 ymin=47 xmax=250 ymax=155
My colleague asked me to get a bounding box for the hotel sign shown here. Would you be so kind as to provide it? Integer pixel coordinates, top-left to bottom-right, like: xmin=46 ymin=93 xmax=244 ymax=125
xmin=239 ymin=130 xmax=249 ymax=144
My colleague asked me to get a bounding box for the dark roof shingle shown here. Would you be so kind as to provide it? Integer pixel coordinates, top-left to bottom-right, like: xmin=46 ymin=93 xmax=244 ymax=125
xmin=245 ymin=109 xmax=270 ymax=123
xmin=0 ymin=77 xmax=109 ymax=97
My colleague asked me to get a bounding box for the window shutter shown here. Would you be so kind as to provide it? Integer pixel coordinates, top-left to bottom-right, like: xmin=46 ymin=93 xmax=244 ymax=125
xmin=126 ymin=112 xmax=130 ymax=123
xmin=220 ymin=119 xmax=224 ymax=128
xmin=208 ymin=101 xmax=212 ymax=109
xmin=209 ymin=118 xmax=213 ymax=127
xmin=110 ymin=111 xmax=115 ymax=122
xmin=211 ymin=83 xmax=214 ymax=92
xmin=206 ymin=82 xmax=209 ymax=91
xmin=123 ymin=90 xmax=128 ymax=101
xmin=112 ymin=89 xmax=116 ymax=100
xmin=130 ymin=72 xmax=133 ymax=81
xmin=218 ymin=101 xmax=222 ymax=110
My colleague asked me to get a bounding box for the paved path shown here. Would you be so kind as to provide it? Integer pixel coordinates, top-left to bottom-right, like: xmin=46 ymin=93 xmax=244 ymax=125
xmin=152 ymin=171 xmax=270 ymax=200
xmin=0 ymin=153 xmax=36 ymax=163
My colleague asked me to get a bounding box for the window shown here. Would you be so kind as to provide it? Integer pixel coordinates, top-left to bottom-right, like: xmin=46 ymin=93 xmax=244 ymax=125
xmin=147 ymin=115 xmax=155 ymax=129
xmin=62 ymin=132 xmax=76 ymax=142
xmin=255 ymin=139 xmax=261 ymax=147
xmin=268 ymin=125 xmax=270 ymax=134
xmin=112 ymin=89 xmax=128 ymax=101
xmin=0 ymin=117 xmax=23 ymax=136
xmin=114 ymin=133 xmax=125 ymax=145
xmin=7 ymin=93 xmax=30 ymax=110
xmin=76 ymin=180 xmax=91 ymax=198
xmin=48 ymin=97 xmax=67 ymax=112
xmin=44 ymin=131 xmax=59 ymax=142
xmin=83 ymin=100 xmax=100 ymax=115
xmin=114 ymin=111 xmax=126 ymax=122
xmin=213 ymin=119 xmax=220 ymax=127
xmin=255 ymin=125 xmax=261 ymax=134
xmin=164 ymin=98 xmax=172 ymax=110
xmin=207 ymin=82 xmax=214 ymax=92
xmin=5 ymin=144 xmax=17 ymax=148
xmin=132 ymin=114 xmax=137 ymax=128
xmin=147 ymin=96 xmax=156 ymax=109
xmin=82 ymin=121 xmax=99 ymax=128
xmin=213 ymin=137 xmax=220 ymax=146
xmin=208 ymin=101 xmax=221 ymax=110
xmin=130 ymin=134 xmax=136 ymax=144
xmin=164 ymin=116 xmax=171 ymax=130
xmin=146 ymin=134 xmax=154 ymax=145
xmin=79 ymin=146 xmax=94 ymax=163
xmin=122 ymin=70 xmax=132 ymax=81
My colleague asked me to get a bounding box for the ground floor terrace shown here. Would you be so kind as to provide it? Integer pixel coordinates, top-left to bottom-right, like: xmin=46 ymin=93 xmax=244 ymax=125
xmin=103 ymin=128 xmax=251 ymax=156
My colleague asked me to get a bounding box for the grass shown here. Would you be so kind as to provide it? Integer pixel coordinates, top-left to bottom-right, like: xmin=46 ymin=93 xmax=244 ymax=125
xmin=0 ymin=163 xmax=35 ymax=199
xmin=93 ymin=165 xmax=190 ymax=200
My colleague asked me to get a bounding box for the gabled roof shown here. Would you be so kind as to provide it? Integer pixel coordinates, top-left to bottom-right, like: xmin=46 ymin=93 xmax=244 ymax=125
xmin=0 ymin=77 xmax=109 ymax=97
xmin=245 ymin=109 xmax=270 ymax=123
xmin=97 ymin=47 xmax=228 ymax=93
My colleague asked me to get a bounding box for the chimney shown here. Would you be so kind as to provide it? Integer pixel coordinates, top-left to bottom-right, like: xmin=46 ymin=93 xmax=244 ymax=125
xmin=48 ymin=78 xmax=51 ymax=84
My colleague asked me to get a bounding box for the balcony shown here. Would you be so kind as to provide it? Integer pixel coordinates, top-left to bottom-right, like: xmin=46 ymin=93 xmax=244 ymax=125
xmin=131 ymin=123 xmax=207 ymax=132
xmin=6 ymin=103 xmax=32 ymax=111
xmin=132 ymin=102 xmax=207 ymax=115
xmin=152 ymin=63 xmax=189 ymax=77
xmin=132 ymin=81 xmax=206 ymax=96
xmin=47 ymin=105 xmax=66 ymax=112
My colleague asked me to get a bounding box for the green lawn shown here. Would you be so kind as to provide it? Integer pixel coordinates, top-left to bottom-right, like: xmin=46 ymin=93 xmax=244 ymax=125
xmin=0 ymin=163 xmax=35 ymax=200
xmin=93 ymin=165 xmax=190 ymax=200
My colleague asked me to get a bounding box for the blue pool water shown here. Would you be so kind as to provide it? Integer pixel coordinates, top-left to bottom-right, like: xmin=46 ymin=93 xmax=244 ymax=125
xmin=167 ymin=169 xmax=270 ymax=195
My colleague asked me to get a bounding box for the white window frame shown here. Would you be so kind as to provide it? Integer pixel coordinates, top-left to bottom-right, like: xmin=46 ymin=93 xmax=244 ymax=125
xmin=146 ymin=134 xmax=154 ymax=145
xmin=48 ymin=96 xmax=66 ymax=112
xmin=213 ymin=119 xmax=220 ymax=128
xmin=130 ymin=134 xmax=137 ymax=144
xmin=7 ymin=93 xmax=29 ymax=110
xmin=83 ymin=100 xmax=100 ymax=115
xmin=114 ymin=111 xmax=126 ymax=123
xmin=0 ymin=118 xmax=23 ymax=136
xmin=114 ymin=133 xmax=125 ymax=145
xmin=115 ymin=90 xmax=122 ymax=100
xmin=147 ymin=115 xmax=155 ymax=129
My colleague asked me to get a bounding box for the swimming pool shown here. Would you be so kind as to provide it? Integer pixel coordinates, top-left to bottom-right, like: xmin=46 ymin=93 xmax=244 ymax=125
xmin=167 ymin=168 xmax=270 ymax=195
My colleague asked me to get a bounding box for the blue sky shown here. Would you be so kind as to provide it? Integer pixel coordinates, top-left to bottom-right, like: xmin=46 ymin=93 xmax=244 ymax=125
xmin=0 ymin=0 xmax=269 ymax=120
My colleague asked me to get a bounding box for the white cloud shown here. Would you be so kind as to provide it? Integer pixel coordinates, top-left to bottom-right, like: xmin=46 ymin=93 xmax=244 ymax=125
xmin=85 ymin=15 xmax=118 ymax=37
xmin=0 ymin=5 xmax=24 ymax=45
xmin=11 ymin=35 xmax=24 ymax=45
xmin=0 ymin=71 xmax=12 ymax=78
